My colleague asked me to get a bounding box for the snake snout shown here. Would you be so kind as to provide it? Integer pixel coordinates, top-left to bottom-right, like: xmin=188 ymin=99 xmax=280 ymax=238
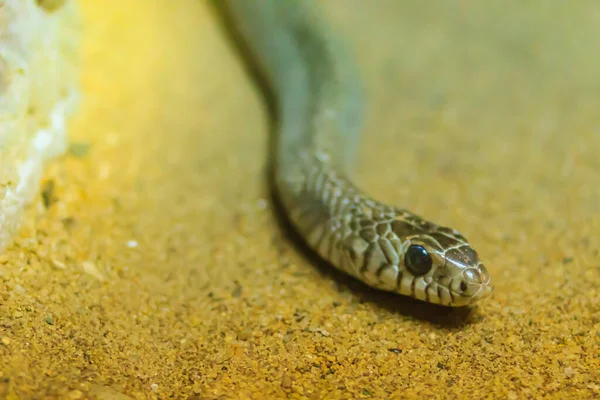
xmin=450 ymin=264 xmax=492 ymax=305
xmin=450 ymin=265 xmax=493 ymax=304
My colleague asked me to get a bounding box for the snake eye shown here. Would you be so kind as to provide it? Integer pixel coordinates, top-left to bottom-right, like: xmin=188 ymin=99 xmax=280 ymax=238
xmin=405 ymin=245 xmax=432 ymax=276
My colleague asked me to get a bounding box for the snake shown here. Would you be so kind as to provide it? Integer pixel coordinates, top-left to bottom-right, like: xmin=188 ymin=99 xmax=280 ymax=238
xmin=224 ymin=0 xmax=493 ymax=307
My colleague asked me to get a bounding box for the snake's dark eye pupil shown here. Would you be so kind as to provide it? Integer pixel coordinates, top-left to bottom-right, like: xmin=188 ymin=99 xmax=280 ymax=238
xmin=405 ymin=245 xmax=432 ymax=275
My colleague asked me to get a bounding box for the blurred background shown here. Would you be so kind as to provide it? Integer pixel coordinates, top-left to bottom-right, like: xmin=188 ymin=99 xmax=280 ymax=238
xmin=1 ymin=1 xmax=598 ymax=398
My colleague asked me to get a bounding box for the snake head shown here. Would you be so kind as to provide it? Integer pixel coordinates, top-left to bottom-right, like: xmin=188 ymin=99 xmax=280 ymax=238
xmin=391 ymin=218 xmax=493 ymax=306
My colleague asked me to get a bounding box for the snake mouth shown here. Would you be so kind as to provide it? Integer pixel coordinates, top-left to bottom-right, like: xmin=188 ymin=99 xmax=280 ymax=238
xmin=473 ymin=283 xmax=494 ymax=303
xmin=447 ymin=282 xmax=493 ymax=306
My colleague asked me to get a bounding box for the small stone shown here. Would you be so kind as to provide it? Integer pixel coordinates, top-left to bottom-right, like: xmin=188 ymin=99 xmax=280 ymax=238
xmin=281 ymin=374 xmax=293 ymax=388
xmin=587 ymin=384 xmax=600 ymax=391
xmin=13 ymin=285 xmax=25 ymax=295
xmin=67 ymin=390 xmax=83 ymax=399
xmin=81 ymin=261 xmax=105 ymax=281
xmin=1 ymin=337 xmax=11 ymax=345
xmin=257 ymin=199 xmax=268 ymax=210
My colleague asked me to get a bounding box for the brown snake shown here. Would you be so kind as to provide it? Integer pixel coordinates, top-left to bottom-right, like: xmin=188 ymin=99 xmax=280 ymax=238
xmin=226 ymin=0 xmax=493 ymax=306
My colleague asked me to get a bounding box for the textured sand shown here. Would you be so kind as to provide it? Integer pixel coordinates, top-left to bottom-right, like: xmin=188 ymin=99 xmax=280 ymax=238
xmin=0 ymin=0 xmax=599 ymax=399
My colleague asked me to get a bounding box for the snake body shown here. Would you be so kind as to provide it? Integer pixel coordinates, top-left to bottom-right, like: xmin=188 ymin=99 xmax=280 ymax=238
xmin=226 ymin=0 xmax=493 ymax=306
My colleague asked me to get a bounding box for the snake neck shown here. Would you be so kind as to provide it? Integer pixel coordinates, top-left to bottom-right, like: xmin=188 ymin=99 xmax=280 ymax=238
xmin=261 ymin=0 xmax=365 ymax=227
xmin=227 ymin=0 xmax=370 ymax=250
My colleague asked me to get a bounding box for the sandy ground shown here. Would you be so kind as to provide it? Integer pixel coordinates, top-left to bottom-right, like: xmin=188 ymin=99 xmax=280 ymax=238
xmin=1 ymin=0 xmax=599 ymax=398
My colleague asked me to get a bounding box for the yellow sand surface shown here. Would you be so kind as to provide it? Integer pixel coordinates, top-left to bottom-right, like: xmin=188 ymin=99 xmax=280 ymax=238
xmin=1 ymin=1 xmax=599 ymax=398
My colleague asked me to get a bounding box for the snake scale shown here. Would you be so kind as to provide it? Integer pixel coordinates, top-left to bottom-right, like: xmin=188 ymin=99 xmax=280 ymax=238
xmin=225 ymin=0 xmax=493 ymax=306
